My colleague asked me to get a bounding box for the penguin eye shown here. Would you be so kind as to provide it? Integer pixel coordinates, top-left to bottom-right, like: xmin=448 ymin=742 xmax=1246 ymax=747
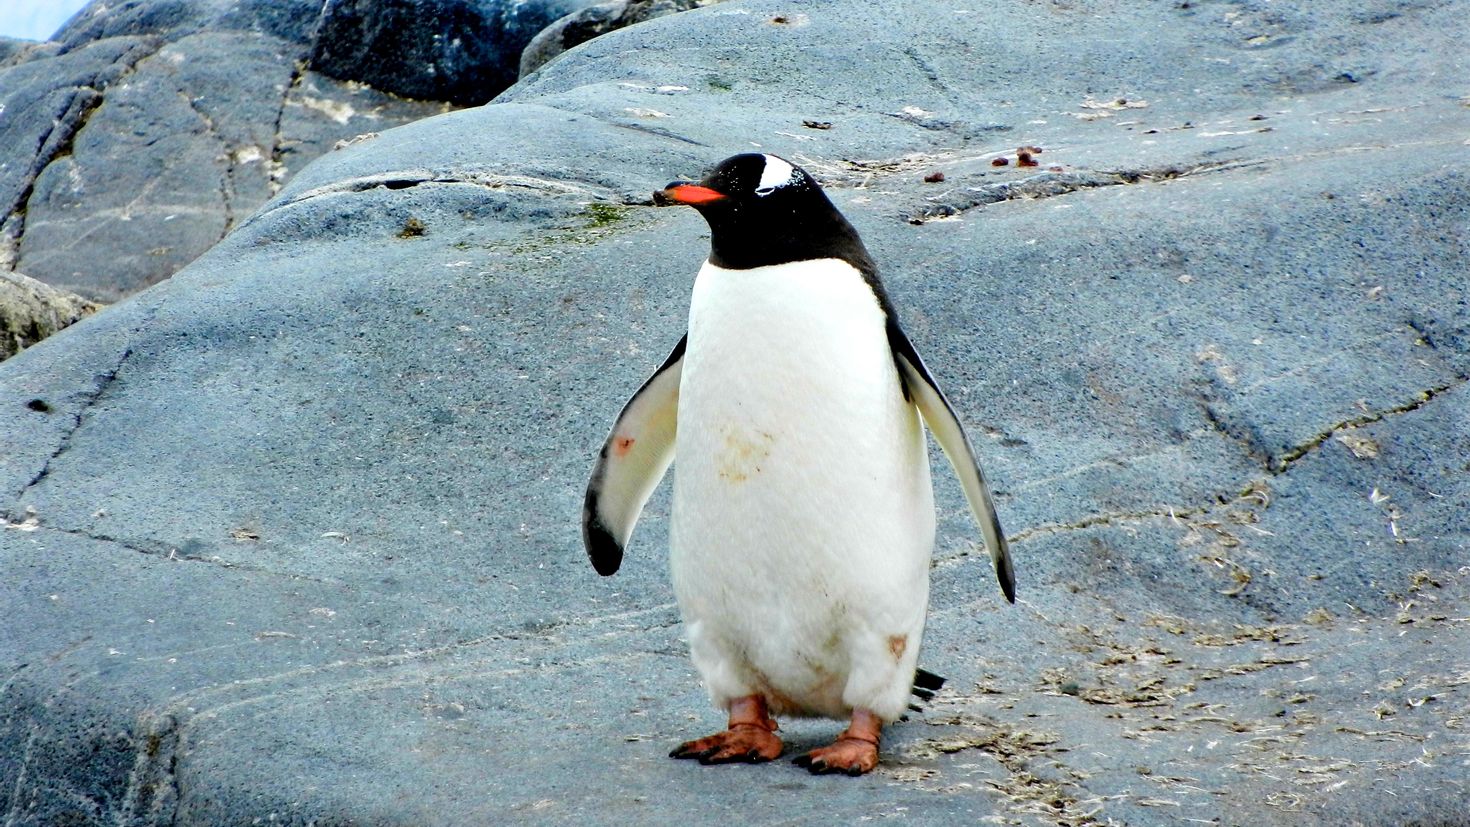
xmin=754 ymin=185 xmax=777 ymax=197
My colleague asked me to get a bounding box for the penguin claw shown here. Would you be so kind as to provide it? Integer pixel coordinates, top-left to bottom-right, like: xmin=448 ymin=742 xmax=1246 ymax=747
xmin=670 ymin=727 xmax=783 ymax=765
xmin=796 ymin=737 xmax=880 ymax=776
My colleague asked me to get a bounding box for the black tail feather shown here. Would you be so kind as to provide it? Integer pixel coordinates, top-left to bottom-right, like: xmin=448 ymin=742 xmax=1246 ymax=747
xmin=906 ymin=668 xmax=946 ymax=715
xmin=913 ymin=668 xmax=946 ymax=692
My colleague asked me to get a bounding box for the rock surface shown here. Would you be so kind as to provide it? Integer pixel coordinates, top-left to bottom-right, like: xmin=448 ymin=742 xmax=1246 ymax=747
xmin=0 ymin=0 xmax=613 ymax=303
xmin=519 ymin=0 xmax=717 ymax=77
xmin=311 ymin=0 xmax=603 ymax=106
xmin=0 ymin=271 xmax=101 ymax=361
xmin=2 ymin=1 xmax=1468 ymax=825
xmin=0 ymin=36 xmax=46 ymax=65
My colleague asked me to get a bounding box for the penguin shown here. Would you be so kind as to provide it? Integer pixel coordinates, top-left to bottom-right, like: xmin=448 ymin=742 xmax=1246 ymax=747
xmin=583 ymin=153 xmax=1014 ymax=776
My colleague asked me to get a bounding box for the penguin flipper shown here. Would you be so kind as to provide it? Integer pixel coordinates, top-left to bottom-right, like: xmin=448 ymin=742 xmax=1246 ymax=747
xmin=888 ymin=322 xmax=1015 ymax=603
xmin=583 ymin=336 xmax=686 ymax=576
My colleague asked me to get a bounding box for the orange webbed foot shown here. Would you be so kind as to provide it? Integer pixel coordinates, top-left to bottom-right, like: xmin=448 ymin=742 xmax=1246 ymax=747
xmin=793 ymin=708 xmax=883 ymax=776
xmin=669 ymin=725 xmax=783 ymax=764
xmin=792 ymin=737 xmax=879 ymax=775
xmin=670 ymin=695 xmax=783 ymax=765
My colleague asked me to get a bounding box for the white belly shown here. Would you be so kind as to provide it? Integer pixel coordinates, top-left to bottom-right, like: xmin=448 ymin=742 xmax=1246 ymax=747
xmin=669 ymin=259 xmax=935 ymax=721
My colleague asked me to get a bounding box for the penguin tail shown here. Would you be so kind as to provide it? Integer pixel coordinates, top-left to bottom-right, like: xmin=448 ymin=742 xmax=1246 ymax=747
xmin=914 ymin=668 xmax=946 ymax=691
xmin=906 ymin=668 xmax=947 ymax=714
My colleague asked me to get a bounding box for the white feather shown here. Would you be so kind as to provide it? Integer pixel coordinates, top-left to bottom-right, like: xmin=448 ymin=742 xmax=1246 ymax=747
xmin=669 ymin=259 xmax=934 ymax=722
xmin=755 ymin=154 xmax=796 ymax=194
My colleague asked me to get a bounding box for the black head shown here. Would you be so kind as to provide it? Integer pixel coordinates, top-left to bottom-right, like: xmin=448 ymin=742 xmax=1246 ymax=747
xmin=654 ymin=153 xmax=879 ymax=276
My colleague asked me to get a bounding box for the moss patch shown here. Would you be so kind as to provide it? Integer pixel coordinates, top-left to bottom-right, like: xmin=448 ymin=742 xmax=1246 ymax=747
xmin=397 ymin=216 xmax=427 ymax=238
xmin=582 ymin=202 xmax=629 ymax=229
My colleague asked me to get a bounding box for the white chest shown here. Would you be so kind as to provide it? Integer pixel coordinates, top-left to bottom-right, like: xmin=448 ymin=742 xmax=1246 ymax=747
xmin=669 ymin=256 xmax=933 ymax=613
xmin=666 ymin=259 xmax=936 ymax=718
xmin=678 ymin=258 xmax=899 ymax=440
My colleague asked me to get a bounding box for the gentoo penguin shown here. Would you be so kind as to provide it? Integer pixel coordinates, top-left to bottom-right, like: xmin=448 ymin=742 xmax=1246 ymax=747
xmin=583 ymin=153 xmax=1014 ymax=775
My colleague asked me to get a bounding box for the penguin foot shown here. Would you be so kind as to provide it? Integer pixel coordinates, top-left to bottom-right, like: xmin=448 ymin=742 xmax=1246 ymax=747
xmin=669 ymin=725 xmax=783 ymax=764
xmin=794 ymin=708 xmax=882 ymax=776
xmin=793 ymin=737 xmax=879 ymax=776
xmin=669 ymin=694 xmax=783 ymax=765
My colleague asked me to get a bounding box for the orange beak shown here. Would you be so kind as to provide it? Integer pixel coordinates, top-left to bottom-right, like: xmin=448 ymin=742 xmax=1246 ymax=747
xmin=654 ymin=184 xmax=728 ymax=206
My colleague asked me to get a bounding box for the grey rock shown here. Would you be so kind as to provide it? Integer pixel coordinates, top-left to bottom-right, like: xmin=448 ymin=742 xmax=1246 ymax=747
xmin=2 ymin=0 xmax=1468 ymax=824
xmin=0 ymin=37 xmax=51 ymax=66
xmin=0 ymin=271 xmax=101 ymax=360
xmin=0 ymin=40 xmax=64 ymax=71
xmin=54 ymin=0 xmax=326 ymax=50
xmin=4 ymin=0 xmax=613 ymax=301
xmin=14 ymin=30 xmax=452 ymax=301
xmin=519 ymin=0 xmax=718 ymax=78
xmin=0 ymin=36 xmax=161 ymax=283
xmin=0 ymin=37 xmax=28 ymax=63
xmin=309 ymin=0 xmax=604 ymax=106
xmin=1 ymin=2 xmax=454 ymax=302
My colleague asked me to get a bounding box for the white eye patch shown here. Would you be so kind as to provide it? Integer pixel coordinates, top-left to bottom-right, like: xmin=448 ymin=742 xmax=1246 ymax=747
xmin=754 ymin=154 xmax=796 ymax=195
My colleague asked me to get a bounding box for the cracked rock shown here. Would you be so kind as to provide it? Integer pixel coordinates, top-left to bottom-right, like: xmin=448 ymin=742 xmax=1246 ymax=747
xmin=1 ymin=0 xmax=1467 ymax=825
xmin=309 ymin=0 xmax=604 ymax=105
xmin=2 ymin=0 xmax=713 ymax=301
xmin=519 ymin=0 xmax=720 ymax=77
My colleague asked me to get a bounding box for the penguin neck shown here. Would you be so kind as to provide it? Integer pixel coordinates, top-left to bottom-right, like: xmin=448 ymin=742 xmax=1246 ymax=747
xmin=701 ymin=206 xmax=897 ymax=321
xmin=705 ymin=207 xmax=872 ymax=273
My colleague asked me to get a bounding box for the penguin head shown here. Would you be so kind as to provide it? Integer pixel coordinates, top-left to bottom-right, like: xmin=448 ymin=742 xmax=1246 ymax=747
xmin=654 ymin=153 xmax=815 ymax=212
xmin=654 ymin=153 xmax=870 ymax=271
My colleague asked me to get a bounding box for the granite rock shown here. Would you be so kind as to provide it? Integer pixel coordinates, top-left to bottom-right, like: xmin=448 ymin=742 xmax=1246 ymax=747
xmin=518 ymin=0 xmax=717 ymax=77
xmin=0 ymin=36 xmax=54 ymax=66
xmin=0 ymin=271 xmax=101 ymax=361
xmin=9 ymin=28 xmax=452 ymax=302
xmin=2 ymin=0 xmax=613 ymax=304
xmin=310 ymin=0 xmax=604 ymax=106
xmin=53 ymin=0 xmax=329 ymax=50
xmin=1 ymin=0 xmax=1467 ymax=824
